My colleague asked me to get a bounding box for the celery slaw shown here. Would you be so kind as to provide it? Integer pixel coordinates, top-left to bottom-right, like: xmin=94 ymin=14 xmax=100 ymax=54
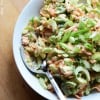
xmin=21 ymin=0 xmax=100 ymax=98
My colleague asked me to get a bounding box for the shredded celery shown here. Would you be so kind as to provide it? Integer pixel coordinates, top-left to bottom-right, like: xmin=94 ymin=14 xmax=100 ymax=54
xmin=22 ymin=0 xmax=100 ymax=98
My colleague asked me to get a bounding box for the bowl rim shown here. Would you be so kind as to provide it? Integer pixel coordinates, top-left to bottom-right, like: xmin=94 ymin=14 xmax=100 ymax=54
xmin=13 ymin=0 xmax=57 ymax=100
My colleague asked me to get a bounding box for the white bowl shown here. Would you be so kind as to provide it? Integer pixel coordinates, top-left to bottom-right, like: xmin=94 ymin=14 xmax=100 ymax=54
xmin=13 ymin=0 xmax=100 ymax=100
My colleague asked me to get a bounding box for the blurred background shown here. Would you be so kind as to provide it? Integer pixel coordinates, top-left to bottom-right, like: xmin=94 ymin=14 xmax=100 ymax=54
xmin=0 ymin=0 xmax=45 ymax=100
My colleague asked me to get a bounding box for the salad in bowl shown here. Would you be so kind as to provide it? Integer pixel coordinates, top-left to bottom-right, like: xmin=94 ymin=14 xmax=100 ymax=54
xmin=13 ymin=0 xmax=100 ymax=99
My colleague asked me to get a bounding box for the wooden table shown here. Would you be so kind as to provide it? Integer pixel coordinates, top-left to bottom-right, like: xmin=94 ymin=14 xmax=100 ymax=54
xmin=0 ymin=0 xmax=45 ymax=100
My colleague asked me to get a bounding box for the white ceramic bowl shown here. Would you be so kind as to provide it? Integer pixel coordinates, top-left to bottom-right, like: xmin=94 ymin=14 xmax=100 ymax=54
xmin=13 ymin=0 xmax=100 ymax=100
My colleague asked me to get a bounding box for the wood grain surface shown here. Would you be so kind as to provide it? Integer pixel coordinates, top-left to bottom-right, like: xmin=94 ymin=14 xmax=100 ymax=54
xmin=0 ymin=0 xmax=45 ymax=100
